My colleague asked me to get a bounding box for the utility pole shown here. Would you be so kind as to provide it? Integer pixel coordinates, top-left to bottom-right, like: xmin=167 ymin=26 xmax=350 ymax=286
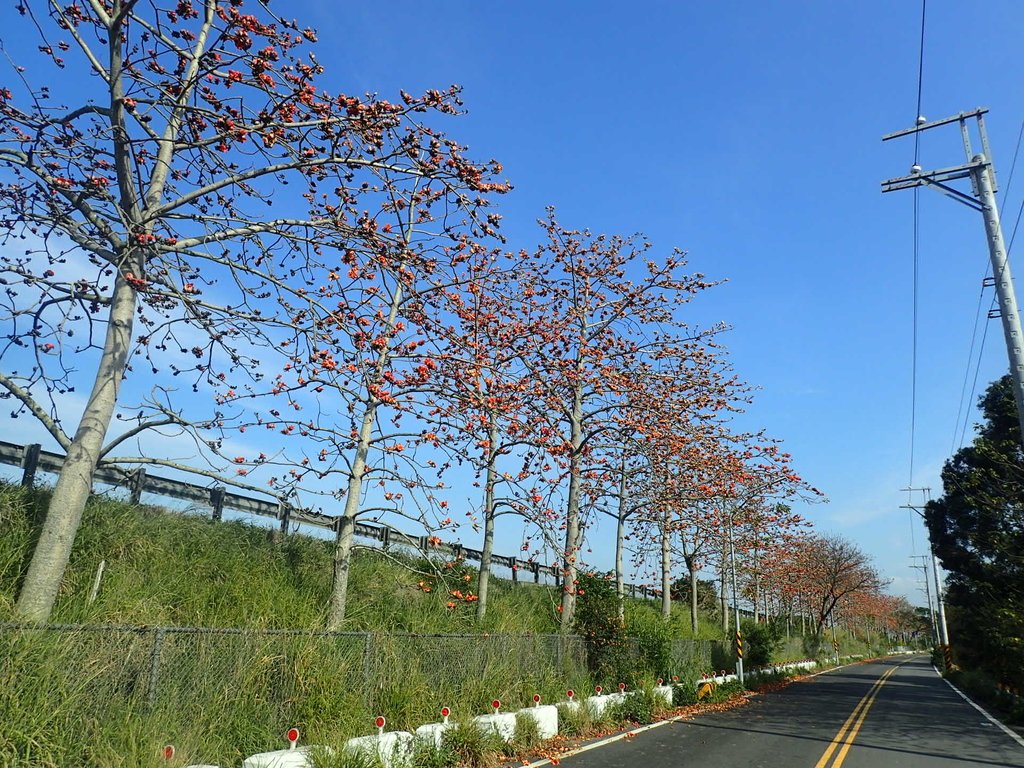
xmin=910 ymin=555 xmax=939 ymax=647
xmin=882 ymin=109 xmax=1024 ymax=448
xmin=900 ymin=487 xmax=950 ymax=648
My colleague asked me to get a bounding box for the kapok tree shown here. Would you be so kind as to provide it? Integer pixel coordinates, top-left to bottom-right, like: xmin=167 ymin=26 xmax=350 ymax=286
xmin=509 ymin=211 xmax=721 ymax=631
xmin=634 ymin=355 xmax=753 ymax=628
xmin=416 ymin=249 xmax=553 ymax=622
xmin=0 ymin=0 xmax=505 ymax=623
xmin=792 ymin=533 xmax=887 ymax=637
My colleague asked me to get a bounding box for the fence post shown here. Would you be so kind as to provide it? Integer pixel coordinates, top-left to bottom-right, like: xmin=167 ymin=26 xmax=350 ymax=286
xmin=130 ymin=468 xmax=146 ymax=504
xmin=20 ymin=443 xmax=41 ymax=487
xmin=382 ymin=526 xmax=391 ymax=550
xmin=147 ymin=627 xmax=167 ymax=711
xmin=209 ymin=486 xmax=225 ymax=521
xmin=533 ymin=562 xmax=541 ymax=584
xmin=362 ymin=632 xmax=374 ymax=707
xmin=511 ymin=563 xmax=518 ymax=585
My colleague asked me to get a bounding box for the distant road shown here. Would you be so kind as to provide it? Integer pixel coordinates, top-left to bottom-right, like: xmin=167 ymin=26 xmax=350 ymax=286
xmin=560 ymin=657 xmax=1024 ymax=768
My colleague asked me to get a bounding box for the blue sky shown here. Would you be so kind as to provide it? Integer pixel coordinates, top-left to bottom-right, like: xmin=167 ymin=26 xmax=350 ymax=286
xmin=4 ymin=1 xmax=1024 ymax=606
xmin=298 ymin=0 xmax=1024 ymax=602
xmin=305 ymin=0 xmax=1024 ymax=602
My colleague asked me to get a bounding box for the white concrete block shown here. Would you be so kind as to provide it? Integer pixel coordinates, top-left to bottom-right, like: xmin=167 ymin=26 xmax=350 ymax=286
xmin=345 ymin=732 xmax=413 ymax=768
xmin=413 ymin=721 xmax=455 ymax=750
xmin=242 ymin=747 xmax=315 ymax=768
xmin=654 ymin=685 xmax=674 ymax=707
xmin=585 ymin=695 xmax=613 ymax=716
xmin=471 ymin=712 xmax=518 ymax=742
xmin=516 ymin=705 xmax=559 ymax=740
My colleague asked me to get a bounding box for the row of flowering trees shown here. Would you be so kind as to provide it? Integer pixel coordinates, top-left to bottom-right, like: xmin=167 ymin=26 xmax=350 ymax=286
xmin=0 ymin=0 xmax=894 ymax=635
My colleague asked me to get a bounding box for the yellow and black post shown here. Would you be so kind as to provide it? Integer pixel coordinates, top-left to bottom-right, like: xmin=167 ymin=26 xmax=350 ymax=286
xmin=735 ymin=630 xmax=743 ymax=663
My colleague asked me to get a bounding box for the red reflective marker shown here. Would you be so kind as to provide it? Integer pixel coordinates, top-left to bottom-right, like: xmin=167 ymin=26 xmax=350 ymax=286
xmin=566 ymin=689 xmax=575 ymax=700
xmin=163 ymin=745 xmax=175 ymax=761
xmin=286 ymin=727 xmax=300 ymax=749
xmin=375 ymin=716 xmax=386 ymax=734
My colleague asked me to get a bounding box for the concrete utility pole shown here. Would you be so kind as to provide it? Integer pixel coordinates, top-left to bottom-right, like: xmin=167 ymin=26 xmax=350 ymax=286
xmin=900 ymin=487 xmax=950 ymax=648
xmin=911 ymin=555 xmax=939 ymax=647
xmin=882 ymin=109 xmax=1024 ymax=448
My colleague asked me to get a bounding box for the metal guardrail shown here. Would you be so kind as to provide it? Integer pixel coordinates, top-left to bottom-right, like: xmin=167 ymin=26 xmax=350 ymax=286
xmin=0 ymin=439 xmax=663 ymax=597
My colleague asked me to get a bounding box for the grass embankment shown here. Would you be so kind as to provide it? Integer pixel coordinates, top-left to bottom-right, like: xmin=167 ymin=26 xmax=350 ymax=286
xmin=0 ymin=484 xmax=878 ymax=766
xmin=0 ymin=484 xmax=718 ymax=766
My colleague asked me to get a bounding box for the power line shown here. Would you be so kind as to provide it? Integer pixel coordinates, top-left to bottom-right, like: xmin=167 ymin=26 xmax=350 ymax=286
xmin=908 ymin=0 xmax=927 ymax=488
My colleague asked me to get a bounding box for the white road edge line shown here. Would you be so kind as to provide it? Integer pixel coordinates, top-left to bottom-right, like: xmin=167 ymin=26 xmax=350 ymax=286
xmin=523 ymin=662 xmax=875 ymax=768
xmin=933 ymin=665 xmax=1024 ymax=750
xmin=523 ymin=664 xmax=835 ymax=768
xmin=521 ymin=716 xmax=679 ymax=768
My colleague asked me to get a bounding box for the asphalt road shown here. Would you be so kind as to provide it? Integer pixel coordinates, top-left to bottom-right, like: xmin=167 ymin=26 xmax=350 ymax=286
xmin=559 ymin=657 xmax=1024 ymax=768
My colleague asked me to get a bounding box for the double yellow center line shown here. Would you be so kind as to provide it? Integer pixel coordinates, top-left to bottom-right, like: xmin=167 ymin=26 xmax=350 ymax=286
xmin=813 ymin=663 xmax=901 ymax=768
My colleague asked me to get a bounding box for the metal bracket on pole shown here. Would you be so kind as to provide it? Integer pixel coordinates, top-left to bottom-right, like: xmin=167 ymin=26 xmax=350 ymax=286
xmin=882 ymin=108 xmax=1024 ymax=448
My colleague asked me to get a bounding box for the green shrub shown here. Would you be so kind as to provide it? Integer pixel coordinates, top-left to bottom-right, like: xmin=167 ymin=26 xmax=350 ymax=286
xmin=672 ymin=681 xmax=698 ymax=706
xmin=439 ymin=721 xmax=503 ymax=768
xmin=625 ymin=609 xmax=672 ymax=681
xmin=574 ymin=572 xmax=637 ymax=683
xmin=608 ymin=687 xmax=668 ymax=725
xmin=741 ymin=619 xmax=785 ymax=668
xmin=554 ymin=702 xmax=610 ymax=739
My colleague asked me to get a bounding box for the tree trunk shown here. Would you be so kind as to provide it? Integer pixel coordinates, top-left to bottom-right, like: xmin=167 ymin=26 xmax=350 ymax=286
xmin=615 ymin=454 xmax=627 ymax=624
xmin=559 ymin=382 xmax=585 ymax=632
xmin=15 ymin=277 xmax=138 ymax=622
xmin=752 ymin=547 xmax=760 ymax=623
xmin=660 ymin=515 xmax=672 ymax=620
xmin=326 ymin=281 xmax=403 ymax=629
xmin=615 ymin=510 xmax=626 ymax=624
xmin=326 ymin=396 xmax=376 ymax=630
xmin=720 ymin=555 xmax=729 ymax=634
xmin=475 ymin=411 xmax=499 ymax=621
xmin=685 ymin=554 xmax=699 ymax=634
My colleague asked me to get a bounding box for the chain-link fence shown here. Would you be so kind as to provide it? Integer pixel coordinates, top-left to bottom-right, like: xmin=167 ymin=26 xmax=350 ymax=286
xmin=0 ymin=622 xmax=718 ymax=766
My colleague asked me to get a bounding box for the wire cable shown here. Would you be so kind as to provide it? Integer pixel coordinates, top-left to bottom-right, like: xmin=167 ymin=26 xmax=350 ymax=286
xmin=908 ymin=0 xmax=927 ymax=490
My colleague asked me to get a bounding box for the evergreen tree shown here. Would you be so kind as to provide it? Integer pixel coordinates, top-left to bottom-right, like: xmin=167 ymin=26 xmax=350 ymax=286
xmin=926 ymin=375 xmax=1024 ymax=689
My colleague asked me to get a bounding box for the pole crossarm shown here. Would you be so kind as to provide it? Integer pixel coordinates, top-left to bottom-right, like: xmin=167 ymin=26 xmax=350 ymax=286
xmin=881 ymin=107 xmax=989 ymax=142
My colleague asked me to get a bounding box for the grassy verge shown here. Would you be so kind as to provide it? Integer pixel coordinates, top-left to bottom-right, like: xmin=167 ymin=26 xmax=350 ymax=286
xmin=0 ymin=484 xmax=878 ymax=765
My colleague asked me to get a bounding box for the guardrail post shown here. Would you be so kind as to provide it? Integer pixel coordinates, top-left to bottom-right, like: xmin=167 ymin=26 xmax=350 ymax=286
xmin=278 ymin=503 xmax=290 ymax=535
xmin=381 ymin=526 xmax=391 ymax=549
xmin=20 ymin=443 xmax=41 ymax=487
xmin=209 ymin=486 xmax=225 ymax=521
xmin=532 ymin=562 xmax=541 ymax=584
xmin=130 ymin=468 xmax=146 ymax=504
xmin=511 ymin=563 xmax=518 ymax=585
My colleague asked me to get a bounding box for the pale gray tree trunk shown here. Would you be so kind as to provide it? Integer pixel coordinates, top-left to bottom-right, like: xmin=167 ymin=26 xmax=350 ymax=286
xmin=614 ymin=453 xmax=628 ymax=624
xmin=326 ymin=282 xmax=403 ymax=629
xmin=15 ymin=277 xmax=137 ymax=622
xmin=660 ymin=514 xmax=672 ymax=620
xmin=753 ymin=547 xmax=761 ymax=623
xmin=684 ymin=553 xmax=699 ymax=634
xmin=720 ymin=551 xmax=729 ymax=634
xmin=559 ymin=383 xmax=585 ymax=632
xmin=475 ymin=411 xmax=499 ymax=621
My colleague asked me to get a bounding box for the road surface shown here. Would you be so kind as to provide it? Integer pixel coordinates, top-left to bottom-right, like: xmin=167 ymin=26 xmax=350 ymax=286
xmin=560 ymin=657 xmax=1024 ymax=768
